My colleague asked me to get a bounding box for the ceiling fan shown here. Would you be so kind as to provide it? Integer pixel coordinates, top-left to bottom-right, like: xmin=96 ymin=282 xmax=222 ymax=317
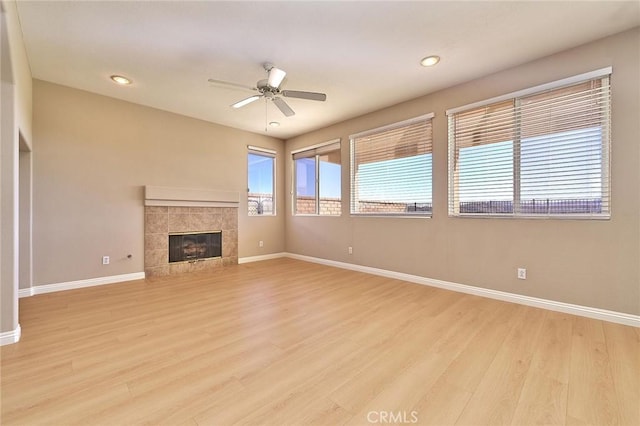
xmin=208 ymin=62 xmax=327 ymax=117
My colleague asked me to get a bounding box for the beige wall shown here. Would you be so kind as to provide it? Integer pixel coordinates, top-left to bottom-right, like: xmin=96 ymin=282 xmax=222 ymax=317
xmin=285 ymin=28 xmax=640 ymax=315
xmin=32 ymin=80 xmax=285 ymax=286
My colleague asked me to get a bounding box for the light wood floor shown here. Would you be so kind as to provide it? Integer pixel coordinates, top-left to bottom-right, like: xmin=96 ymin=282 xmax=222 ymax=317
xmin=1 ymin=258 xmax=638 ymax=425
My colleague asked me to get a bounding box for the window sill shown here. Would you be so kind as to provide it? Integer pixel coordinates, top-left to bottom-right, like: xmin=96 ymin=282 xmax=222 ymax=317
xmin=293 ymin=214 xmax=342 ymax=217
xmin=449 ymin=213 xmax=610 ymax=220
xmin=350 ymin=213 xmax=432 ymax=219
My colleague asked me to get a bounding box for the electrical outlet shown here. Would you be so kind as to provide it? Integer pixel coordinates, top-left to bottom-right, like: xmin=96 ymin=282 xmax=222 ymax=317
xmin=259 ymin=240 xmax=264 ymax=248
xmin=517 ymin=268 xmax=527 ymax=280
xmin=102 ymin=256 xmax=110 ymax=265
xmin=348 ymin=246 xmax=353 ymax=255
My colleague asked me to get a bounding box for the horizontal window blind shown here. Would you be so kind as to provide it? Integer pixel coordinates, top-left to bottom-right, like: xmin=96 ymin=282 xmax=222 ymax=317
xmin=292 ymin=140 xmax=340 ymax=160
xmin=350 ymin=114 xmax=433 ymax=216
xmin=448 ymin=72 xmax=610 ymax=218
xmin=248 ymin=145 xmax=276 ymax=156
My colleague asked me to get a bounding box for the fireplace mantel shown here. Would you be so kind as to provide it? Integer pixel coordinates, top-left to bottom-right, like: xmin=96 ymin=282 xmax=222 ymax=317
xmin=145 ymin=185 xmax=239 ymax=208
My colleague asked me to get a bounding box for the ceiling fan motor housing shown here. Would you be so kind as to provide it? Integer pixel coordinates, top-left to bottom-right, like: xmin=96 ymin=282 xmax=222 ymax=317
xmin=257 ymin=79 xmax=272 ymax=91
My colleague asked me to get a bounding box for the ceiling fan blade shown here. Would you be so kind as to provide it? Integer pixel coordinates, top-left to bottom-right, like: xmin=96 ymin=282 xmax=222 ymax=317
xmin=231 ymin=95 xmax=261 ymax=109
xmin=267 ymin=67 xmax=286 ymax=89
xmin=281 ymin=90 xmax=327 ymax=102
xmin=272 ymin=97 xmax=295 ymax=117
xmin=208 ymin=78 xmax=257 ymax=92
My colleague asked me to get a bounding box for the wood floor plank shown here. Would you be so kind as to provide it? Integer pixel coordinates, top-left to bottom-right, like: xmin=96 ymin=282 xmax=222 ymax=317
xmin=1 ymin=382 xmax=131 ymax=425
xmin=193 ymin=301 xmax=433 ymax=424
xmin=511 ymin=311 xmax=574 ymax=426
xmin=328 ymin=296 xmax=479 ymax=415
xmin=455 ymin=306 xmax=547 ymax=425
xmin=410 ymin=379 xmax=473 ymax=426
xmin=1 ymin=258 xmax=637 ymax=425
xmin=1 ymin=350 xmax=178 ymax=414
xmin=344 ymin=296 xmax=502 ymax=424
xmin=602 ymin=321 xmax=640 ymax=425
xmin=566 ymin=316 xmax=621 ymax=426
xmin=434 ymin=301 xmax=519 ymax=394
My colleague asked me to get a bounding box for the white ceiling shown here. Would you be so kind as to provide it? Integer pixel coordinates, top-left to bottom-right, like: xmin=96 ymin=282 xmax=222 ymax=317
xmin=16 ymin=1 xmax=640 ymax=139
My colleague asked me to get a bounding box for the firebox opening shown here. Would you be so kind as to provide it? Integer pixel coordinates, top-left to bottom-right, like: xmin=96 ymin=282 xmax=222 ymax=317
xmin=168 ymin=231 xmax=222 ymax=263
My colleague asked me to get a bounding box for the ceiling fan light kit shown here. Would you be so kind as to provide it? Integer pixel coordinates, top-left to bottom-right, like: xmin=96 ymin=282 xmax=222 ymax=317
xmin=265 ymin=63 xmax=287 ymax=88
xmin=210 ymin=62 xmax=327 ymax=120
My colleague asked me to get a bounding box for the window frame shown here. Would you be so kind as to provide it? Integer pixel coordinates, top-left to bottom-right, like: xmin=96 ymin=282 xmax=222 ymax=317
xmin=247 ymin=145 xmax=276 ymax=216
xmin=349 ymin=113 xmax=434 ymax=218
xmin=292 ymin=139 xmax=342 ymax=216
xmin=446 ymin=68 xmax=611 ymax=220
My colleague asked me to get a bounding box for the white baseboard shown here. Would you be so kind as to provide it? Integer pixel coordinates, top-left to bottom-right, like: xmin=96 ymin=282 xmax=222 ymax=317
xmin=284 ymin=253 xmax=640 ymax=328
xmin=15 ymin=254 xmax=639 ymax=328
xmin=0 ymin=324 xmax=21 ymax=346
xmin=238 ymin=252 xmax=287 ymax=264
xmin=20 ymin=272 xmax=145 ymax=297
xmin=18 ymin=287 xmax=34 ymax=298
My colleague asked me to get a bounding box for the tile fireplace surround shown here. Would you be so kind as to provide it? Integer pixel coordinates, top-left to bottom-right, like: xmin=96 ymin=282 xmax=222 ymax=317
xmin=144 ymin=186 xmax=239 ymax=277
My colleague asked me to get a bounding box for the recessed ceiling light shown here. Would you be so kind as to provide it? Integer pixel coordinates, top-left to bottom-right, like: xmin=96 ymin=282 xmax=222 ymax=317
xmin=420 ymin=55 xmax=440 ymax=67
xmin=110 ymin=75 xmax=132 ymax=85
xmin=269 ymin=121 xmax=280 ymax=127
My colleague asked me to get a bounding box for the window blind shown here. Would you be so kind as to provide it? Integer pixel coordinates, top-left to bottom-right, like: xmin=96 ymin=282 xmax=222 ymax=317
xmin=447 ymin=71 xmax=611 ymax=218
xmin=292 ymin=140 xmax=341 ymax=160
xmin=350 ymin=114 xmax=433 ymax=216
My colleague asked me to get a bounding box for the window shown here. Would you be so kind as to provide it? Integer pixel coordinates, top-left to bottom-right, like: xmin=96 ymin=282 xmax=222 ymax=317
xmin=350 ymin=114 xmax=433 ymax=216
xmin=447 ymin=68 xmax=611 ymax=218
xmin=293 ymin=139 xmax=341 ymax=215
xmin=248 ymin=146 xmax=275 ymax=215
